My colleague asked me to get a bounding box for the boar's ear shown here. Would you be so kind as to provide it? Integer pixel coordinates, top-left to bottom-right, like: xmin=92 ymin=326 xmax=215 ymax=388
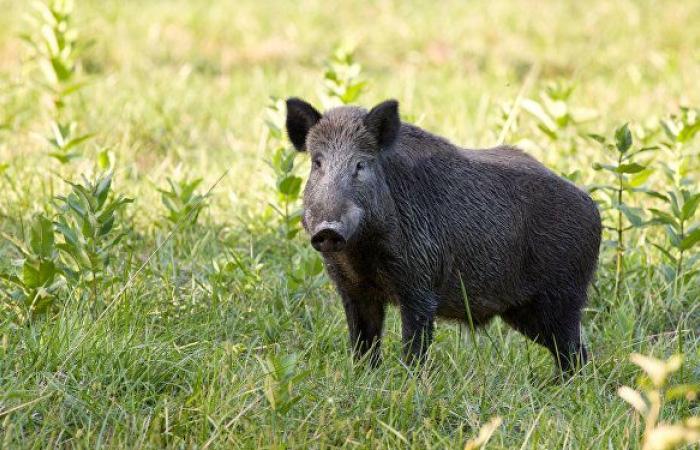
xmin=364 ymin=100 xmax=400 ymax=150
xmin=286 ymin=98 xmax=322 ymax=151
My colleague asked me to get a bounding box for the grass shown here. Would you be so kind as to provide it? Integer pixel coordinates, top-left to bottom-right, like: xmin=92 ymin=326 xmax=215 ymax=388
xmin=1 ymin=0 xmax=699 ymax=448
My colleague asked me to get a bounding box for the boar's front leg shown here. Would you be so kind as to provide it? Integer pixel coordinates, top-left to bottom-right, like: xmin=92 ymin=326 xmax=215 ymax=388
xmin=399 ymin=290 xmax=438 ymax=365
xmin=339 ymin=289 xmax=386 ymax=367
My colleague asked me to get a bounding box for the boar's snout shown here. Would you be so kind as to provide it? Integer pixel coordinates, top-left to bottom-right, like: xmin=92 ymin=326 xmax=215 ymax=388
xmin=310 ymin=222 xmax=347 ymax=253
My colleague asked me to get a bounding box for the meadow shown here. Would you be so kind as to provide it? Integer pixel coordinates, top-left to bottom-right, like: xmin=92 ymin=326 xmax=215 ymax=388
xmin=0 ymin=0 xmax=699 ymax=448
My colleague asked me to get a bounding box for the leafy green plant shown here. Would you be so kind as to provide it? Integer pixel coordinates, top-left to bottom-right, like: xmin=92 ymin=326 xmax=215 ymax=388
xmin=319 ymin=45 xmax=367 ymax=108
xmin=262 ymin=98 xmax=324 ymax=296
xmin=0 ymin=214 xmax=64 ymax=322
xmin=45 ymin=120 xmax=94 ymax=164
xmin=647 ymin=189 xmax=700 ymax=288
xmin=266 ymin=98 xmax=304 ymax=241
xmin=521 ymin=80 xmax=596 ymax=141
xmin=21 ymin=0 xmax=88 ymax=110
xmin=590 ymin=124 xmax=655 ymax=299
xmin=646 ymin=107 xmax=700 ymax=289
xmin=499 ymin=79 xmax=597 ymax=170
xmin=618 ymin=353 xmax=700 ymax=450
xmin=21 ymin=0 xmax=94 ymax=163
xmin=158 ymin=176 xmax=209 ymax=228
xmin=53 ymin=173 xmax=132 ymax=305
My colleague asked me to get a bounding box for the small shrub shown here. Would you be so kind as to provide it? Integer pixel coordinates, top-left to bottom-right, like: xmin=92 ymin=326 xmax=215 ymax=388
xmin=0 ymin=214 xmax=64 ymax=322
xmin=21 ymin=0 xmax=94 ymax=163
xmin=590 ymin=124 xmax=656 ymax=299
xmin=647 ymin=107 xmax=700 ymax=289
xmin=521 ymin=80 xmax=596 ymax=141
xmin=46 ymin=120 xmax=94 ymax=164
xmin=21 ymin=0 xmax=88 ymax=110
xmin=319 ymin=45 xmax=367 ymax=108
xmin=53 ymin=172 xmax=132 ymax=305
xmin=266 ymin=97 xmax=304 ymax=240
xmin=158 ymin=176 xmax=209 ymax=228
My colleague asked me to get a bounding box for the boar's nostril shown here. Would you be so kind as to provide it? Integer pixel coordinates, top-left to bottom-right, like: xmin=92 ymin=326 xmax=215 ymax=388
xmin=311 ymin=228 xmax=346 ymax=253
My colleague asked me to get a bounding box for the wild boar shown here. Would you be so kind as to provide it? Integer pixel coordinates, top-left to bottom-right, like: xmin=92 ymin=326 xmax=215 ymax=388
xmin=286 ymin=97 xmax=601 ymax=374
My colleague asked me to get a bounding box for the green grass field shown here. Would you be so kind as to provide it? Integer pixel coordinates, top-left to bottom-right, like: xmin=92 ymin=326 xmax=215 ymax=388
xmin=1 ymin=0 xmax=699 ymax=448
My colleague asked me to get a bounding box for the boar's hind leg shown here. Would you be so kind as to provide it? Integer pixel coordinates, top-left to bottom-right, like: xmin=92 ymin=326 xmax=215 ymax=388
xmin=399 ymin=291 xmax=438 ymax=366
xmin=340 ymin=291 xmax=386 ymax=367
xmin=502 ymin=291 xmax=588 ymax=376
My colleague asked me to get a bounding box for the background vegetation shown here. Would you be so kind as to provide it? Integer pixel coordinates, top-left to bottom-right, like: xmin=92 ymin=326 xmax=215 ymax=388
xmin=0 ymin=0 xmax=698 ymax=448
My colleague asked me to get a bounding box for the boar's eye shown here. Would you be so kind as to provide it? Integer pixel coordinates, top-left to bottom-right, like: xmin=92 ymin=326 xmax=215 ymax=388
xmin=354 ymin=161 xmax=366 ymax=177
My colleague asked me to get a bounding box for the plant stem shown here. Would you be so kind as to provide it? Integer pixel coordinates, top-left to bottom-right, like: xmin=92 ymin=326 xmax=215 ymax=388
xmin=675 ymin=220 xmax=684 ymax=295
xmin=614 ymin=171 xmax=624 ymax=301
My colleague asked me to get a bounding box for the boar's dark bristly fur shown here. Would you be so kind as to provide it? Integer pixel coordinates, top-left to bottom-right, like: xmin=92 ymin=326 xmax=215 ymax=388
xmin=285 ymin=97 xmax=602 ymax=374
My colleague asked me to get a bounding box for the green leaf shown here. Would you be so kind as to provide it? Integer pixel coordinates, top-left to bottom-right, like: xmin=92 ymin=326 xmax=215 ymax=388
xmin=340 ymin=81 xmax=367 ymax=104
xmin=638 ymin=189 xmax=669 ymax=202
xmin=0 ymin=273 xmax=25 ymax=289
xmin=586 ymin=184 xmax=617 ymax=193
xmin=647 ymin=209 xmax=679 ymax=229
xmin=22 ymin=261 xmax=41 ymax=288
xmin=614 ymin=123 xmax=632 ymax=153
xmin=281 ymin=151 xmax=296 ymax=174
xmin=62 ymin=133 xmax=95 ymax=152
xmin=587 ymin=133 xmax=607 ymax=144
xmin=95 ymin=174 xmax=113 ymax=208
xmin=615 ymin=163 xmax=645 ymax=174
xmin=29 ymin=215 xmax=55 ymax=258
xmin=97 ymin=149 xmax=111 ymax=169
xmin=180 ymin=179 xmax=203 ymax=203
xmin=660 ymin=119 xmax=679 ymax=141
xmin=48 ymin=151 xmax=77 ymax=164
xmin=617 ymin=204 xmax=643 ymax=227
xmin=99 ymin=215 xmax=115 ymax=236
xmin=592 ymin=163 xmax=618 ymax=173
xmin=624 ymin=168 xmax=653 ymax=188
xmin=278 ymin=175 xmax=302 ymax=198
xmin=37 ymin=260 xmax=57 ymax=286
xmin=666 ymin=225 xmax=681 ymax=248
xmin=623 ymin=146 xmax=659 ymax=161
xmin=681 ymin=193 xmax=700 ymax=221
xmin=55 ymin=221 xmax=79 ymax=247
xmin=60 ymin=80 xmax=92 ymax=97
xmin=677 ymin=120 xmax=700 ymax=143
xmin=536 ymin=124 xmax=558 ymax=140
xmin=668 ymin=191 xmax=681 ymax=218
xmin=521 ymin=99 xmax=558 ymax=135
xmin=680 ymin=228 xmax=700 ymax=250
xmin=651 ymin=243 xmax=676 ymax=264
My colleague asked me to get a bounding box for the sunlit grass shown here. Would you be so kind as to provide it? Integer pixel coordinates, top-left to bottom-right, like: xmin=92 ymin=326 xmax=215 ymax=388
xmin=0 ymin=0 xmax=698 ymax=448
